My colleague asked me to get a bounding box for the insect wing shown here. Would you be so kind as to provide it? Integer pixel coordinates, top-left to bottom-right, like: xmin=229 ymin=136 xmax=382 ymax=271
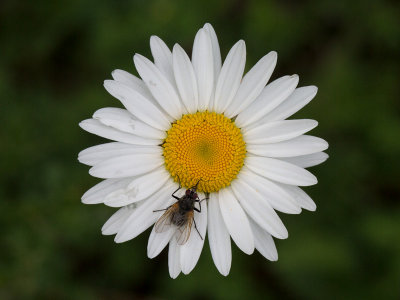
xmin=154 ymin=203 xmax=179 ymax=233
xmin=176 ymin=210 xmax=194 ymax=245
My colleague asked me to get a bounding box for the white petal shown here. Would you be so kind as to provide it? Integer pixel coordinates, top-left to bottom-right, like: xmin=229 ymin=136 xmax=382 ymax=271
xmin=249 ymin=218 xmax=278 ymax=261
xmin=203 ymin=23 xmax=221 ymax=82
xmin=115 ymin=181 xmax=176 ymax=243
xmin=231 ymin=178 xmax=288 ymax=239
xmin=134 ymin=54 xmax=183 ymax=120
xmin=103 ymin=80 xmax=170 ymax=131
xmin=192 ymin=29 xmax=214 ymax=111
xmin=238 ymin=167 xmax=301 ymax=214
xmin=126 ymin=168 xmax=170 ymax=200
xmin=280 ymin=152 xmax=329 ymax=168
xmin=202 ymin=24 xmax=221 ymax=110
xmin=104 ymin=168 xmax=170 ymax=207
xmin=81 ymin=178 xmax=132 ymax=204
xmin=78 ymin=142 xmax=161 ymax=166
xmin=180 ymin=195 xmax=207 ymax=274
xmin=260 ymin=86 xmax=318 ymax=122
xmin=246 ymin=135 xmax=328 ymax=157
xmin=243 ymin=119 xmax=318 ymax=144
xmin=172 ymin=44 xmax=198 ymax=113
xmin=236 ymin=75 xmax=299 ymax=128
xmin=93 ymin=107 xmax=135 ymax=133
xmin=168 ymin=238 xmax=181 ymax=279
xmin=101 ymin=204 xmax=138 ymax=235
xmin=207 ymin=193 xmax=231 ymax=276
xmin=277 ymin=183 xmax=316 ymax=211
xmin=213 ymin=40 xmax=246 ymax=113
xmin=111 ymin=69 xmax=175 ymax=123
xmin=111 ymin=69 xmax=153 ymax=100
xmin=219 ymin=187 xmax=254 ymax=254
xmin=150 ymin=36 xmax=175 ymax=85
xmin=89 ymin=153 xmax=164 ymax=179
xmin=246 ymin=156 xmax=318 ymax=186
xmin=93 ymin=107 xmax=166 ymax=140
xmin=103 ymin=188 xmax=132 ymax=208
xmin=79 ymin=119 xmax=161 ymax=145
xmin=225 ymin=51 xmax=277 ymax=118
xmin=147 ymin=226 xmax=175 ymax=259
xmin=105 ymin=168 xmax=170 ymax=206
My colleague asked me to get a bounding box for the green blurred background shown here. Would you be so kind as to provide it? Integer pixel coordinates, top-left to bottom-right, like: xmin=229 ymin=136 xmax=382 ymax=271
xmin=1 ymin=0 xmax=400 ymax=299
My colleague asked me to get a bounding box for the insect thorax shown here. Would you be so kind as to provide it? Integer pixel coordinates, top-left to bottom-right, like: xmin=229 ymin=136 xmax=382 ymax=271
xmin=178 ymin=195 xmax=195 ymax=211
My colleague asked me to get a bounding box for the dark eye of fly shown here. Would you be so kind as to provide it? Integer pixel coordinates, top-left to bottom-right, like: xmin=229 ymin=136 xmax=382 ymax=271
xmin=193 ymin=193 xmax=198 ymax=199
xmin=185 ymin=190 xmax=190 ymax=196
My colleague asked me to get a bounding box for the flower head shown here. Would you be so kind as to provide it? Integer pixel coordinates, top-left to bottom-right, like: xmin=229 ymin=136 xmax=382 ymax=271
xmin=79 ymin=23 xmax=328 ymax=278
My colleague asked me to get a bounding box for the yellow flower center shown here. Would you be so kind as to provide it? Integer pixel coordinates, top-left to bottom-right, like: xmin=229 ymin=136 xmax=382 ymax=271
xmin=163 ymin=111 xmax=246 ymax=193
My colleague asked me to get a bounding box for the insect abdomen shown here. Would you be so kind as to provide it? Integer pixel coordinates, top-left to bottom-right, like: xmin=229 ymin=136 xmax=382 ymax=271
xmin=171 ymin=210 xmax=187 ymax=227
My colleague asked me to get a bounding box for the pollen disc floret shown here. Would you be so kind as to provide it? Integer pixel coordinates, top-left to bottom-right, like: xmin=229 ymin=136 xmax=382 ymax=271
xmin=163 ymin=111 xmax=246 ymax=193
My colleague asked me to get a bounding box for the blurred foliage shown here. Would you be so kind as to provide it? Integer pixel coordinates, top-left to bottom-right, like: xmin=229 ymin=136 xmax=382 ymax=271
xmin=1 ymin=0 xmax=400 ymax=299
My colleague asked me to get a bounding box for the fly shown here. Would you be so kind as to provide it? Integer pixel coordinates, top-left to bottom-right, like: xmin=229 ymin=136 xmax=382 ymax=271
xmin=153 ymin=179 xmax=208 ymax=245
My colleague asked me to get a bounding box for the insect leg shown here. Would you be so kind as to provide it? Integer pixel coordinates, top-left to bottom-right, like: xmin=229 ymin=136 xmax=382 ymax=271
xmin=194 ymin=195 xmax=209 ymax=212
xmin=193 ymin=218 xmax=203 ymax=240
xmin=193 ymin=179 xmax=201 ymax=190
xmin=153 ymin=204 xmax=173 ymax=213
xmin=171 ymin=187 xmax=181 ymax=200
xmin=194 ymin=199 xmax=201 ymax=212
xmin=199 ymin=197 xmax=208 ymax=203
xmin=171 ymin=175 xmax=182 ymax=198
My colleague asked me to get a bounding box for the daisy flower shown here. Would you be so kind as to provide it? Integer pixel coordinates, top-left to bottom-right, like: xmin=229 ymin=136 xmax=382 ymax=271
xmin=78 ymin=23 xmax=328 ymax=278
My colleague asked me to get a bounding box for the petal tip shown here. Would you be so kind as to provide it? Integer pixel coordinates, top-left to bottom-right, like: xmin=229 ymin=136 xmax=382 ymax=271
xmin=309 ymin=176 xmax=318 ymax=185
xmin=276 ymin=228 xmax=289 ymax=240
xmin=238 ymin=39 xmax=246 ymax=47
xmin=169 ymin=273 xmax=180 ymax=279
xmin=114 ymin=234 xmax=126 ymax=243
xmin=270 ymin=255 xmax=278 ymax=261
xmin=219 ymin=269 xmax=230 ymax=276
xmin=111 ymin=69 xmax=120 ymax=77
xmin=241 ymin=244 xmax=255 ymax=255
xmin=147 ymin=249 xmax=156 ymax=259
xmin=103 ymin=79 xmax=114 ymax=89
xmin=81 ymin=197 xmax=90 ymax=204
xmin=172 ymin=43 xmax=183 ymax=54
xmin=133 ymin=53 xmax=146 ymax=63
xmin=78 ymin=120 xmax=90 ymax=130
xmin=322 ymin=140 xmax=329 ymax=150
xmin=88 ymin=167 xmax=95 ymax=176
xmin=101 ymin=225 xmax=114 ymax=236
xmin=310 ymin=119 xmax=319 ymax=128
xmin=269 ymin=50 xmax=278 ymax=59
xmin=293 ymin=206 xmax=303 ymax=214
xmin=308 ymin=205 xmax=317 ymax=212
xmin=196 ymin=27 xmax=206 ymax=36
